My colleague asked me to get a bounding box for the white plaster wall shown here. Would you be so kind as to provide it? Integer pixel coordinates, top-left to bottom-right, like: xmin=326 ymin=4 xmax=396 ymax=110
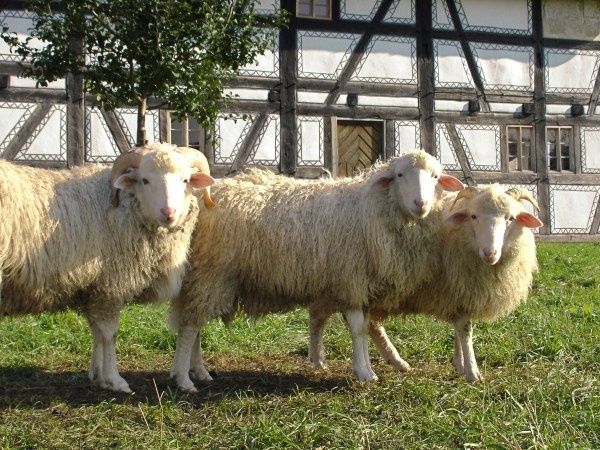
xmin=16 ymin=106 xmax=64 ymax=160
xmin=384 ymin=0 xmax=414 ymax=23
xmin=0 ymin=14 xmax=45 ymax=59
xmin=10 ymin=76 xmax=65 ymax=90
xmin=252 ymin=116 xmax=279 ymax=163
xmin=395 ymin=121 xmax=420 ymax=154
xmin=0 ymin=104 xmax=31 ymax=146
xmin=241 ymin=35 xmax=278 ymax=77
xmin=435 ymin=41 xmax=472 ymax=87
xmin=458 ymin=126 xmax=499 ymax=169
xmin=299 ymin=32 xmax=357 ymax=78
xmin=546 ymin=104 xmax=588 ymax=115
xmin=433 ymin=0 xmax=452 ymax=28
xmin=298 ymin=92 xmax=329 ymax=103
xmin=551 ymin=188 xmax=600 ymax=232
xmin=437 ymin=125 xmax=460 ymax=168
xmin=474 ymin=45 xmax=532 ymax=90
xmin=490 ymin=103 xmax=522 ymax=114
xmin=581 ymin=128 xmax=600 ymax=172
xmin=224 ymin=89 xmax=269 ymax=101
xmin=337 ymin=95 xmax=417 ymax=107
xmin=119 ymin=110 xmax=158 ymax=145
xmin=341 ymin=0 xmax=378 ymax=19
xmin=498 ymin=183 xmax=539 ymax=216
xmin=546 ymin=51 xmax=598 ymax=92
xmin=216 ymin=115 xmax=252 ymax=162
xmin=87 ymin=109 xmax=118 ymax=159
xmin=460 ymin=0 xmax=529 ymax=32
xmin=256 ymin=0 xmax=279 ymax=13
xmin=351 ymin=37 xmax=415 ymax=82
xmin=435 ymin=100 xmax=469 ymax=112
xmin=299 ymin=117 xmax=322 ymax=163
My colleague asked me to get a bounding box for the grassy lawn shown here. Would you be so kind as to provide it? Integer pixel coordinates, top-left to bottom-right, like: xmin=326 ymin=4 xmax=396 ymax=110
xmin=0 ymin=242 xmax=598 ymax=449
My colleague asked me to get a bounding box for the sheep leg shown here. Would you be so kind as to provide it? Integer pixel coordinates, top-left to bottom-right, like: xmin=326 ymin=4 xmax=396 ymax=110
xmin=369 ymin=321 xmax=411 ymax=372
xmin=86 ymin=312 xmax=132 ymax=393
xmin=171 ymin=324 xmax=203 ymax=392
xmin=452 ymin=332 xmax=465 ymax=375
xmin=345 ymin=309 xmax=378 ymax=382
xmin=453 ymin=317 xmax=482 ymax=382
xmin=189 ymin=330 xmax=213 ymax=382
xmin=308 ymin=307 xmax=331 ymax=369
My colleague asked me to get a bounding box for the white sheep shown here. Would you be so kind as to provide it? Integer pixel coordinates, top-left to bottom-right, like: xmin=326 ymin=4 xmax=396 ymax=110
xmin=0 ymin=142 xmax=214 ymax=392
xmin=169 ymin=150 xmax=464 ymax=392
xmin=309 ymin=185 xmax=542 ymax=382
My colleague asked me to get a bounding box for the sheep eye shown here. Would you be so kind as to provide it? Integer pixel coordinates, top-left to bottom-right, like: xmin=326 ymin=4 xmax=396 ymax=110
xmin=142 ymin=178 xmax=149 ymax=185
xmin=508 ymin=216 xmax=515 ymax=221
xmin=397 ymin=173 xmax=403 ymax=178
xmin=471 ymin=214 xmax=477 ymax=220
xmin=432 ymin=174 xmax=439 ymax=179
xmin=183 ymin=179 xmax=189 ymax=184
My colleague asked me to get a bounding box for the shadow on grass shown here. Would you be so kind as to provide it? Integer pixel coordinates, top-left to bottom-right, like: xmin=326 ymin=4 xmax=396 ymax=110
xmin=0 ymin=365 xmax=351 ymax=409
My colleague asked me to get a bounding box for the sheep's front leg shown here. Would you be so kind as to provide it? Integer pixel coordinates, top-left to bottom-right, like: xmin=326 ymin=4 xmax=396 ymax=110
xmin=452 ymin=332 xmax=465 ymax=375
xmin=369 ymin=320 xmax=411 ymax=372
xmin=189 ymin=330 xmax=213 ymax=382
xmin=171 ymin=324 xmax=203 ymax=392
xmin=85 ymin=310 xmax=132 ymax=393
xmin=453 ymin=317 xmax=482 ymax=382
xmin=308 ymin=306 xmax=332 ymax=369
xmin=345 ymin=309 xmax=378 ymax=382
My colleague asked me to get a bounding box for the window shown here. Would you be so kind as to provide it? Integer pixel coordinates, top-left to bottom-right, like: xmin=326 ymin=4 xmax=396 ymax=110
xmin=297 ymin=0 xmax=331 ymax=19
xmin=547 ymin=126 xmax=572 ymax=172
xmin=507 ymin=126 xmax=534 ymax=171
xmin=168 ymin=114 xmax=202 ymax=150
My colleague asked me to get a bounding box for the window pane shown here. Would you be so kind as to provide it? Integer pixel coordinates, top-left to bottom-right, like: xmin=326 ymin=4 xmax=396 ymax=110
xmin=314 ymin=5 xmax=329 ymax=17
xmin=170 ymin=117 xmax=184 ymax=146
xmin=547 ymin=128 xmax=558 ymax=171
xmin=521 ymin=142 xmax=531 ymax=170
xmin=297 ymin=0 xmax=312 ymax=16
xmin=547 ymin=128 xmax=557 ymax=144
xmin=561 ymin=156 xmax=571 ymax=171
xmin=188 ymin=117 xmax=201 ymax=150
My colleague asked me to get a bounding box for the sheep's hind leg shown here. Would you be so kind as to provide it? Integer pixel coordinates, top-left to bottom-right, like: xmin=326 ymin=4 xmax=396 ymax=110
xmin=308 ymin=307 xmax=331 ymax=369
xmin=189 ymin=330 xmax=213 ymax=382
xmin=345 ymin=309 xmax=378 ymax=382
xmin=171 ymin=324 xmax=203 ymax=392
xmin=453 ymin=317 xmax=482 ymax=382
xmin=369 ymin=321 xmax=411 ymax=372
xmin=452 ymin=332 xmax=465 ymax=375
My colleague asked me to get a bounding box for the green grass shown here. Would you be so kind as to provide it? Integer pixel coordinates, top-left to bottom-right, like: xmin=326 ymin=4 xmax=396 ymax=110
xmin=0 ymin=242 xmax=598 ymax=449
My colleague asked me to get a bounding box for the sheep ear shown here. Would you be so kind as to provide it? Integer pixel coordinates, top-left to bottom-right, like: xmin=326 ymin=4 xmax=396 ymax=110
xmin=113 ymin=172 xmax=138 ymax=191
xmin=445 ymin=210 xmax=469 ymax=227
xmin=373 ymin=175 xmax=393 ymax=189
xmin=516 ymin=212 xmax=543 ymax=228
xmin=438 ymin=175 xmax=465 ymax=192
xmin=190 ymin=172 xmax=215 ymax=188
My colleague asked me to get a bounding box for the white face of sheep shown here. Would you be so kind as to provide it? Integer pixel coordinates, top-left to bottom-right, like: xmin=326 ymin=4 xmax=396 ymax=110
xmin=376 ymin=152 xmax=465 ymax=218
xmin=113 ymin=151 xmax=215 ymax=228
xmin=446 ymin=190 xmax=543 ymax=265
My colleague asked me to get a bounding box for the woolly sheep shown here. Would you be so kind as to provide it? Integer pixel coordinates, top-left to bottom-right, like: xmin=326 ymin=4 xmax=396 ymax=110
xmin=169 ymin=150 xmax=464 ymax=392
xmin=0 ymin=143 xmax=214 ymax=392
xmin=309 ymin=184 xmax=542 ymax=382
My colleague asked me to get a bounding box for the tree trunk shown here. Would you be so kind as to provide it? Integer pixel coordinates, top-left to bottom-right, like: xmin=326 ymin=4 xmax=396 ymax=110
xmin=137 ymin=97 xmax=147 ymax=146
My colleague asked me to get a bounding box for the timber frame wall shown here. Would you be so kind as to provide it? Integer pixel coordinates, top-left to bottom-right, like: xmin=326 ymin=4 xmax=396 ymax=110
xmin=1 ymin=0 xmax=600 ymax=240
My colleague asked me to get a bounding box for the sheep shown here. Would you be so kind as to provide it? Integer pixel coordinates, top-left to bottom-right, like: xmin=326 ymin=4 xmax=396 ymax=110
xmin=169 ymin=150 xmax=465 ymax=392
xmin=308 ymin=184 xmax=543 ymax=382
xmin=0 ymin=142 xmax=214 ymax=392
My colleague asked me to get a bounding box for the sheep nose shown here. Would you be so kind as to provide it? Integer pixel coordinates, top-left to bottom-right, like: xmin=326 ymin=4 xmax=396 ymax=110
xmin=414 ymin=199 xmax=427 ymax=208
xmin=483 ymin=249 xmax=497 ymax=259
xmin=160 ymin=207 xmax=176 ymax=222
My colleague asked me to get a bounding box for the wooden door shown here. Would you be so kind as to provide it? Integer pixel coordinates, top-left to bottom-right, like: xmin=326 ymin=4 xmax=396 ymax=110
xmin=336 ymin=120 xmax=384 ymax=177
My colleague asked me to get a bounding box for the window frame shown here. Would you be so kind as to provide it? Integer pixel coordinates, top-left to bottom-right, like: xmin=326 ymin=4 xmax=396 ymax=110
xmin=505 ymin=125 xmax=535 ymax=172
xmin=296 ymin=0 xmax=332 ymax=20
xmin=167 ymin=112 xmax=203 ymax=150
xmin=546 ymin=125 xmax=574 ymax=173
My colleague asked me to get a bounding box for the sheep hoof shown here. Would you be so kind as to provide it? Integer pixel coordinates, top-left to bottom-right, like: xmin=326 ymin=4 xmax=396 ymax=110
xmin=190 ymin=367 xmax=214 ymax=382
xmin=354 ymin=369 xmax=379 ymax=382
xmin=390 ymin=359 xmax=411 ymax=372
xmin=172 ymin=373 xmax=199 ymax=392
xmin=465 ymin=370 xmax=483 ymax=383
xmin=105 ymin=376 xmax=133 ymax=393
xmin=311 ymin=358 xmax=328 ymax=370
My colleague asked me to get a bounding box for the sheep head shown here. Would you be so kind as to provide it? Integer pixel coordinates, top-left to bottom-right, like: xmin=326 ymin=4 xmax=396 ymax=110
xmin=446 ymin=184 xmax=543 ymax=265
xmin=372 ymin=149 xmax=464 ymax=218
xmin=112 ymin=142 xmax=215 ymax=229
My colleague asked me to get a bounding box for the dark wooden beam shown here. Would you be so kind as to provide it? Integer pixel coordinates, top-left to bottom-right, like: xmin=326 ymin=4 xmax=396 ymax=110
xmin=323 ymin=116 xmax=333 ymax=172
xmin=532 ymin=0 xmax=550 ymax=234
xmin=66 ymin=35 xmax=85 ymax=167
xmin=432 ymin=29 xmax=533 ymax=46
xmin=297 ymin=103 xmax=420 ymax=120
xmin=0 ymin=75 xmax=9 ymax=89
xmin=0 ymin=61 xmax=25 ymax=76
xmin=1 ymin=103 xmax=52 ymax=160
xmin=444 ymin=0 xmax=490 ymax=112
xmin=220 ymin=101 xmax=279 ymax=115
xmin=590 ymin=201 xmax=600 ymax=235
xmin=445 ymin=123 xmax=475 ymax=186
xmin=279 ymin=0 xmax=298 ymax=175
xmin=446 ymin=170 xmax=538 ymax=184
xmin=385 ymin=119 xmax=395 ymax=159
xmin=435 ymin=111 xmax=534 ymax=125
xmin=0 ymin=87 xmax=66 ymax=103
xmin=294 ymin=17 xmax=416 ymax=36
xmin=324 ymin=0 xmax=394 ymax=106
xmin=416 ymin=0 xmax=435 ymax=155
xmin=100 ymin=108 xmax=130 ymax=154
xmin=229 ymin=113 xmax=268 ymax=174
xmin=588 ymin=70 xmax=600 ymax=117
xmin=158 ymin=109 xmax=169 ymax=143
xmin=225 ymin=77 xmax=281 ymax=90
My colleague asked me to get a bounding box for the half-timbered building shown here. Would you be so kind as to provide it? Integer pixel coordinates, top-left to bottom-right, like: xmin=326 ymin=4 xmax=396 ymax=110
xmin=1 ymin=0 xmax=600 ymax=239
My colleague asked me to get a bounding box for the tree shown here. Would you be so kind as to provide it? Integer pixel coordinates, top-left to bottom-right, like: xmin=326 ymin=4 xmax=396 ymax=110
xmin=2 ymin=0 xmax=285 ymax=145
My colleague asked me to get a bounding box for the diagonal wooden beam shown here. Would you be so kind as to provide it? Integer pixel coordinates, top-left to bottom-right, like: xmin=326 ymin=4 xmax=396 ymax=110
xmin=445 ymin=123 xmax=475 ymax=186
xmin=324 ymin=0 xmax=394 ymax=106
xmin=100 ymin=108 xmax=131 ymax=154
xmin=1 ymin=103 xmax=52 ymax=160
xmin=229 ymin=113 xmax=268 ymax=174
xmin=587 ymin=70 xmax=600 ymax=116
xmin=444 ymin=0 xmax=490 ymax=112
xmin=590 ymin=198 xmax=600 ymax=234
